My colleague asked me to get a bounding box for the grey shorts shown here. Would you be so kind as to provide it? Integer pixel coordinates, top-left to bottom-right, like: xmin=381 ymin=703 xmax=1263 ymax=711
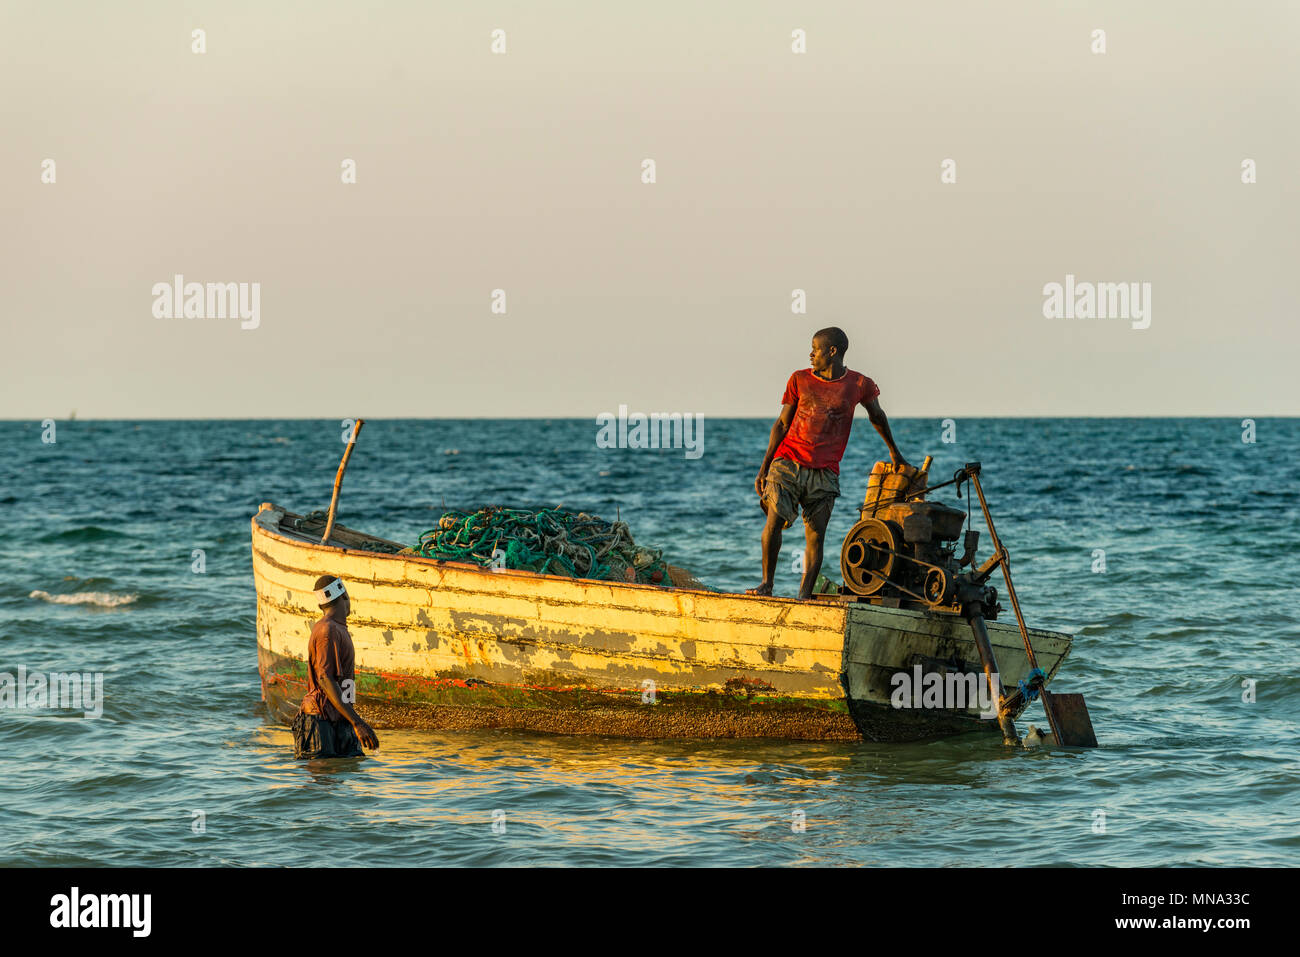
xmin=762 ymin=457 xmax=840 ymax=530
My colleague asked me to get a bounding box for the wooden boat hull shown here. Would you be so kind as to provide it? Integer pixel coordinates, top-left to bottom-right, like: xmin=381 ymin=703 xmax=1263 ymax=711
xmin=252 ymin=504 xmax=1072 ymax=741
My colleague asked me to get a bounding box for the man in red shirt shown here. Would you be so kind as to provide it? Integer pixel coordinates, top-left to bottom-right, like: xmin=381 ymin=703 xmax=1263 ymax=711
xmin=747 ymin=328 xmax=909 ymax=599
xmin=291 ymin=574 xmax=380 ymax=758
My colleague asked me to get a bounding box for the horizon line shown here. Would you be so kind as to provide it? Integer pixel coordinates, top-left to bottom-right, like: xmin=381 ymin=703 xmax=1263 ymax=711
xmin=2 ymin=414 xmax=1293 ymax=422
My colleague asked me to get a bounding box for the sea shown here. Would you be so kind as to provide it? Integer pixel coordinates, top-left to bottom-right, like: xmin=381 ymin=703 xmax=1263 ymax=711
xmin=1 ymin=417 xmax=1297 ymax=866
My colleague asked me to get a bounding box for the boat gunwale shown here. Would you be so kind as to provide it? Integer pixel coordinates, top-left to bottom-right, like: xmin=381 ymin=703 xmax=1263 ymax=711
xmin=252 ymin=503 xmax=850 ymax=610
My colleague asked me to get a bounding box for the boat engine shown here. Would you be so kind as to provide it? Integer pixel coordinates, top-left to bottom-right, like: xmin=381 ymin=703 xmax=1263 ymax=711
xmin=837 ymin=459 xmax=1099 ymax=748
xmin=840 ymin=457 xmax=993 ymax=615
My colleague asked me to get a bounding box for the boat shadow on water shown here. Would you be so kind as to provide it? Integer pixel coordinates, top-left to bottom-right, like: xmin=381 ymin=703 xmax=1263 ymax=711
xmin=254 ymin=720 xmax=1083 ymax=794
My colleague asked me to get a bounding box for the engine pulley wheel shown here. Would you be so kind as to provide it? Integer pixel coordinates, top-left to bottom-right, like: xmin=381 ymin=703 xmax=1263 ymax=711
xmin=923 ymin=567 xmax=950 ymax=605
xmin=841 ymin=518 xmax=898 ymax=596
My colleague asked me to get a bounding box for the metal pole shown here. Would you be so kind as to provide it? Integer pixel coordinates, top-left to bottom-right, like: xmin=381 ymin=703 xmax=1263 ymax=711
xmin=968 ymin=470 xmax=1063 ymax=745
xmin=966 ymin=610 xmax=1021 ymax=746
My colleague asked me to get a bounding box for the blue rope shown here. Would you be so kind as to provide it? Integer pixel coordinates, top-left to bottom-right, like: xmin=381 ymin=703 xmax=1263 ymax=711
xmin=1018 ymin=667 xmax=1047 ymax=702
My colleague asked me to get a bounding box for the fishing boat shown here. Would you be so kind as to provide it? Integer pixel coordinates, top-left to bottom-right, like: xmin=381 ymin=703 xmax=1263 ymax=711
xmin=252 ymin=457 xmax=1093 ymax=743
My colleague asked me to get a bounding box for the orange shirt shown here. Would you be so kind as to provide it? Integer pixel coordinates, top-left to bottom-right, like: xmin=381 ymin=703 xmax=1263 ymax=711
xmin=772 ymin=368 xmax=879 ymax=474
xmin=301 ymin=618 xmax=356 ymax=722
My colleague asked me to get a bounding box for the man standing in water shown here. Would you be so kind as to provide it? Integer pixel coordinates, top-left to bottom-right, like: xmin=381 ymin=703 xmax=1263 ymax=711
xmin=748 ymin=328 xmax=909 ymax=599
xmin=291 ymin=575 xmax=380 ymax=758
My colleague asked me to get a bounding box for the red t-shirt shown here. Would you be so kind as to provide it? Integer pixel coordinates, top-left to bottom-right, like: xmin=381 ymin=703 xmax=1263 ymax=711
xmin=301 ymin=618 xmax=356 ymax=722
xmin=772 ymin=368 xmax=879 ymax=473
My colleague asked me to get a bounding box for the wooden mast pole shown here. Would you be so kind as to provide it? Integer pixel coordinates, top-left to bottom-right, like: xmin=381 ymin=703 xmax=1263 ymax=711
xmin=322 ymin=418 xmax=365 ymax=545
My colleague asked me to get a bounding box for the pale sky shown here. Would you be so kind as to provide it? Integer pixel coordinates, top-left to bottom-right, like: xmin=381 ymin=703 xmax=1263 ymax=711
xmin=2 ymin=1 xmax=1297 ymax=418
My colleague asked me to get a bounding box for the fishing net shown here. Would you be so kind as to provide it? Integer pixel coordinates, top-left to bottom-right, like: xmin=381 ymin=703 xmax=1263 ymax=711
xmin=413 ymin=506 xmax=687 ymax=586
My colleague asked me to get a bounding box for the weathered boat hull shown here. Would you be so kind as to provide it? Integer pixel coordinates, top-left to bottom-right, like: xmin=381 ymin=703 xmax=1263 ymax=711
xmin=252 ymin=504 xmax=1071 ymax=741
xmin=841 ymin=602 xmax=1070 ymax=739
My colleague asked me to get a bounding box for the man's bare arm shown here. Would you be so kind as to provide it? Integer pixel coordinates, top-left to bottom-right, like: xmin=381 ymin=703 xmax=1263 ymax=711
xmin=863 ymin=397 xmax=908 ymax=468
xmin=755 ymin=403 xmax=797 ymax=496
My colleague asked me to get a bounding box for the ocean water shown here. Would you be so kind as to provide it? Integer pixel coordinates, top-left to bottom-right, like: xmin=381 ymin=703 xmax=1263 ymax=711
xmin=1 ymin=417 xmax=1297 ymax=867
